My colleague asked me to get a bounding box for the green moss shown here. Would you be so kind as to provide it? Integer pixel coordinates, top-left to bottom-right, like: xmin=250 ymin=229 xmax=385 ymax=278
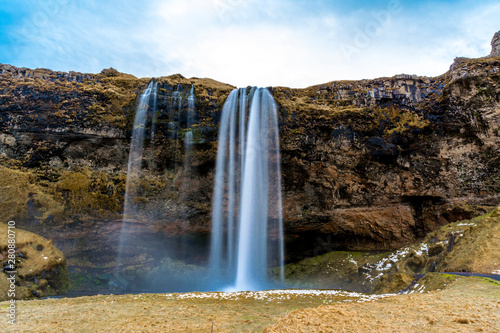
xmin=50 ymin=265 xmax=71 ymax=294
xmin=0 ymin=164 xmax=128 ymax=224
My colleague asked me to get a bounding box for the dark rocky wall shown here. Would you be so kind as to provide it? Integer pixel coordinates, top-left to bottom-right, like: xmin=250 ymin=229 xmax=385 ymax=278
xmin=0 ymin=53 xmax=499 ymax=269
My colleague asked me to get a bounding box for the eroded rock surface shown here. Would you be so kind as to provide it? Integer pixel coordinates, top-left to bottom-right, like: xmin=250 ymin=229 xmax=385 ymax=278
xmin=490 ymin=30 xmax=500 ymax=57
xmin=0 ymin=33 xmax=499 ymax=273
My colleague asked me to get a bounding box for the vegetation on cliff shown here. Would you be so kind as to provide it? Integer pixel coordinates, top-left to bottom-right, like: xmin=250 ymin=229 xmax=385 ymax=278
xmin=0 ymin=52 xmax=499 ymax=273
xmin=284 ymin=206 xmax=500 ymax=294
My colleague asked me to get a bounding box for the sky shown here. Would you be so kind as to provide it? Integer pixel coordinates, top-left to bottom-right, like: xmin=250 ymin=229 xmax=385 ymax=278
xmin=0 ymin=0 xmax=499 ymax=88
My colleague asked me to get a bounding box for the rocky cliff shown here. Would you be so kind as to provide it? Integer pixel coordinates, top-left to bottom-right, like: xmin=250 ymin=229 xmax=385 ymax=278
xmin=0 ymin=34 xmax=499 ymax=280
xmin=491 ymin=31 xmax=500 ymax=57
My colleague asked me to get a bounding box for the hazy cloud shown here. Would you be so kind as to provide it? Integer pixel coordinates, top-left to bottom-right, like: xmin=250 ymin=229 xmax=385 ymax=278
xmin=1 ymin=0 xmax=498 ymax=87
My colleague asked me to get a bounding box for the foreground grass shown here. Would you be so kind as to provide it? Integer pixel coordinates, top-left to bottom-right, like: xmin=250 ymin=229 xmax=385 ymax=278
xmin=0 ymin=276 xmax=499 ymax=332
xmin=0 ymin=289 xmax=386 ymax=333
xmin=264 ymin=276 xmax=500 ymax=333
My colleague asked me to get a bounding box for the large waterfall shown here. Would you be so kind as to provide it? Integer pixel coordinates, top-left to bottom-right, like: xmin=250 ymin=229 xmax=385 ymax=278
xmin=210 ymin=87 xmax=284 ymax=291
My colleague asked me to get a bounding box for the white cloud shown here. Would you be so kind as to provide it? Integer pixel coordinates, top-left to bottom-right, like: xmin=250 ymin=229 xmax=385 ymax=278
xmin=4 ymin=0 xmax=500 ymax=88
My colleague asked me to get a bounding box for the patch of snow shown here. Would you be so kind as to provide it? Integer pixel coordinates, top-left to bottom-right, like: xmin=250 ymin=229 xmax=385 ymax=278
xmin=373 ymin=247 xmax=410 ymax=272
xmin=456 ymin=223 xmax=476 ymax=227
xmin=492 ymin=270 xmax=500 ymax=275
xmin=415 ymin=243 xmax=429 ymax=256
xmin=162 ymin=289 xmax=394 ymax=303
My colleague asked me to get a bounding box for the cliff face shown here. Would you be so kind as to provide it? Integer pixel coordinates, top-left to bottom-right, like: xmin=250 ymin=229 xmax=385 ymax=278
xmin=0 ymin=51 xmax=499 ymax=270
xmin=491 ymin=31 xmax=500 ymax=57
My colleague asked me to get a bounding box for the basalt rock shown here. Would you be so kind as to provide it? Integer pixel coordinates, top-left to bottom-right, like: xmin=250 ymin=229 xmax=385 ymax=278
xmin=0 ymin=33 xmax=500 ymax=273
xmin=490 ymin=30 xmax=500 ymax=57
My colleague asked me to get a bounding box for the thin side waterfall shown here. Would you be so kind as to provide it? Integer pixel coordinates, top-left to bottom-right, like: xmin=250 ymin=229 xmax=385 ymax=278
xmin=210 ymin=87 xmax=284 ymax=291
xmin=123 ymin=81 xmax=154 ymax=217
xmin=182 ymin=86 xmax=195 ymax=180
xmin=116 ymin=81 xmax=155 ymax=275
xmin=184 ymin=85 xmax=195 ymax=150
xmin=187 ymin=85 xmax=195 ymax=128
xmin=169 ymin=84 xmax=183 ymax=140
xmin=150 ymin=81 xmax=158 ymax=141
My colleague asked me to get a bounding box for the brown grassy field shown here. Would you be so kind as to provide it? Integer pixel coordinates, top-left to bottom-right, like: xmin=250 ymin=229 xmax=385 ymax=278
xmin=1 ymin=276 xmax=499 ymax=333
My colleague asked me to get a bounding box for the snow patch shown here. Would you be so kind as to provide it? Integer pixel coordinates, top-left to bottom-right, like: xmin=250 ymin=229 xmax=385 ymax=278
xmin=415 ymin=243 xmax=429 ymax=256
xmin=162 ymin=289 xmax=394 ymax=303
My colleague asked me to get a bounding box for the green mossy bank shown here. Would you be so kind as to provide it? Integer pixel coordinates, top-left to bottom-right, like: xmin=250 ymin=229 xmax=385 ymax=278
xmin=284 ymin=206 xmax=500 ymax=294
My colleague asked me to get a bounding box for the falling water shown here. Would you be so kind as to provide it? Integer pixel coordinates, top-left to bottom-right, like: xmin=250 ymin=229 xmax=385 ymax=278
xmin=184 ymin=85 xmax=195 ymax=148
xmin=187 ymin=85 xmax=195 ymax=128
xmin=123 ymin=81 xmax=155 ymax=217
xmin=150 ymin=82 xmax=159 ymax=141
xmin=183 ymin=86 xmax=196 ymax=178
xmin=168 ymin=84 xmax=183 ymax=139
xmin=116 ymin=81 xmax=155 ymax=274
xmin=210 ymin=87 xmax=284 ymax=291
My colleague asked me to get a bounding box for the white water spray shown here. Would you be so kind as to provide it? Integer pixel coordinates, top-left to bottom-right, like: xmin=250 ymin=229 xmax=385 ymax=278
xmin=210 ymin=87 xmax=284 ymax=291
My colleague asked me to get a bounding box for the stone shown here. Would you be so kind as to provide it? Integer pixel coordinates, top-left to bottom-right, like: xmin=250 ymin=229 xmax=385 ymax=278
xmin=373 ymin=273 xmax=415 ymax=294
xmin=320 ymin=206 xmax=417 ymax=251
xmin=0 ymin=223 xmax=69 ymax=301
xmin=490 ymin=30 xmax=500 ymax=57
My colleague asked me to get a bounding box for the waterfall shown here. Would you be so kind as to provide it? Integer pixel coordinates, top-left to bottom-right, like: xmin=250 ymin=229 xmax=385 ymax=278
xmin=184 ymin=85 xmax=195 ymax=148
xmin=187 ymin=85 xmax=195 ymax=128
xmin=150 ymin=82 xmax=159 ymax=141
xmin=183 ymin=86 xmax=195 ymax=180
xmin=116 ymin=81 xmax=156 ymax=277
xmin=210 ymin=87 xmax=284 ymax=291
xmin=168 ymin=84 xmax=183 ymax=140
xmin=123 ymin=81 xmax=155 ymax=217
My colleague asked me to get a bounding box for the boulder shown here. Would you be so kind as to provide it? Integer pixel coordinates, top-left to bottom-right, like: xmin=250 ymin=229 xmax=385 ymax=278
xmin=0 ymin=223 xmax=69 ymax=300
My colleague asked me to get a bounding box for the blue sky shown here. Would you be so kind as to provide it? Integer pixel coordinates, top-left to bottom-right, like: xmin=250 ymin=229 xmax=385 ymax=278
xmin=0 ymin=0 xmax=499 ymax=88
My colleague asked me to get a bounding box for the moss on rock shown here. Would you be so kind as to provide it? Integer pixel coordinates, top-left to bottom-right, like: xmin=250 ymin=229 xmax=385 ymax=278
xmin=373 ymin=273 xmax=415 ymax=294
xmin=0 ymin=223 xmax=69 ymax=301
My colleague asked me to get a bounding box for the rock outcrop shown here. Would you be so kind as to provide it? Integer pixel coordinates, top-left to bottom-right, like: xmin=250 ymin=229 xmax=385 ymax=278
xmin=284 ymin=206 xmax=500 ymax=293
xmin=0 ymin=223 xmax=69 ymax=300
xmin=490 ymin=30 xmax=500 ymax=57
xmin=0 ymin=32 xmax=499 ymax=282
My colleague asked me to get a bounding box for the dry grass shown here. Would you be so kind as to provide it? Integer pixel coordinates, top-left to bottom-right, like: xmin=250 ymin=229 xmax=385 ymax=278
xmin=0 ymin=290 xmax=376 ymax=332
xmin=438 ymin=207 xmax=500 ymax=274
xmin=0 ymin=276 xmax=498 ymax=332
xmin=264 ymin=277 xmax=500 ymax=333
xmin=0 ymin=223 xmax=66 ymax=279
xmin=0 ymin=222 xmax=68 ymax=300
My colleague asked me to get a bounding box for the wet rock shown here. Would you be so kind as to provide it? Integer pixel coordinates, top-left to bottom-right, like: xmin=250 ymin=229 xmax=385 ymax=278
xmin=321 ymin=205 xmax=416 ymax=251
xmin=406 ymin=254 xmax=426 ymax=272
xmin=428 ymin=243 xmax=445 ymax=257
xmin=373 ymin=273 xmax=415 ymax=294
